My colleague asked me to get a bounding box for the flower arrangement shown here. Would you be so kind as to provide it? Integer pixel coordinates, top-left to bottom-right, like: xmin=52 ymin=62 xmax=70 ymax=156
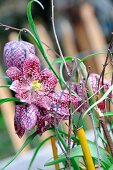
xmin=1 ymin=0 xmax=113 ymax=170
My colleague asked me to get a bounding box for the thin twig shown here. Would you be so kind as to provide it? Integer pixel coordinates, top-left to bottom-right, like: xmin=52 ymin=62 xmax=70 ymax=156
xmin=41 ymin=40 xmax=61 ymax=58
xmin=100 ymin=116 xmax=113 ymax=156
xmin=67 ymin=83 xmax=72 ymax=170
xmin=51 ymin=0 xmax=70 ymax=76
xmin=98 ymin=34 xmax=113 ymax=86
xmin=67 ymin=113 xmax=72 ymax=170
xmin=95 ymin=108 xmax=113 ymax=156
xmin=0 ymin=23 xmax=21 ymax=31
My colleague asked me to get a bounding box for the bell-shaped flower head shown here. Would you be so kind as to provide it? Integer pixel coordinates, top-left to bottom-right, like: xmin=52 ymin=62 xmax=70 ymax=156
xmin=3 ymin=41 xmax=35 ymax=70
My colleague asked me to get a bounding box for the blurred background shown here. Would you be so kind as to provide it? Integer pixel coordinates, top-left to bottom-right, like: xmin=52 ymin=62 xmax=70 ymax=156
xmin=0 ymin=0 xmax=113 ymax=163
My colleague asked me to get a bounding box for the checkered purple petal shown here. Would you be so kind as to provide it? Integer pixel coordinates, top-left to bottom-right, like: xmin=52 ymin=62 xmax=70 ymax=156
xmin=39 ymin=68 xmax=58 ymax=92
xmin=3 ymin=41 xmax=35 ymax=70
xmin=15 ymin=104 xmax=40 ymax=137
xmin=23 ymin=55 xmax=40 ymax=80
xmin=6 ymin=67 xmax=22 ymax=81
xmin=22 ymin=104 xmax=39 ymax=130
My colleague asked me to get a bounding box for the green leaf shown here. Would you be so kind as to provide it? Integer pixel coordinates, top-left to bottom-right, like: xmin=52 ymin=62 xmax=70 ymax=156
xmin=70 ymin=158 xmax=81 ymax=170
xmin=53 ymin=56 xmax=73 ymax=85
xmin=52 ymin=56 xmax=73 ymax=64
xmin=0 ymin=76 xmax=9 ymax=79
xmin=45 ymin=142 xmax=112 ymax=168
xmin=81 ymin=52 xmax=107 ymax=62
xmin=27 ymin=0 xmax=44 ymax=52
xmin=103 ymin=112 xmax=113 ymax=117
xmin=28 ymin=136 xmax=51 ymax=170
xmin=60 ymin=63 xmax=65 ymax=85
xmin=0 ymin=97 xmax=20 ymax=104
xmin=108 ymin=164 xmax=113 ymax=170
xmin=0 ymin=85 xmax=10 ymax=88
xmin=0 ymin=132 xmax=37 ymax=170
xmin=83 ymin=84 xmax=113 ymax=118
xmin=57 ymin=131 xmax=67 ymax=150
xmin=97 ymin=129 xmax=107 ymax=144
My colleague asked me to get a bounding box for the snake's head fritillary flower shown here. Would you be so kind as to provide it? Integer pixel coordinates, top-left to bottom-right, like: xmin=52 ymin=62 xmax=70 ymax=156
xmin=13 ymin=86 xmax=81 ymax=137
xmin=88 ymin=73 xmax=112 ymax=111
xmin=6 ymin=55 xmax=58 ymax=109
xmin=66 ymin=82 xmax=88 ymax=111
xmin=3 ymin=41 xmax=35 ymax=71
xmin=15 ymin=104 xmax=40 ymax=138
xmin=4 ymin=41 xmax=83 ymax=137
xmin=15 ymin=89 xmax=79 ymax=137
xmin=71 ymin=73 xmax=112 ymax=111
xmin=88 ymin=73 xmax=111 ymax=94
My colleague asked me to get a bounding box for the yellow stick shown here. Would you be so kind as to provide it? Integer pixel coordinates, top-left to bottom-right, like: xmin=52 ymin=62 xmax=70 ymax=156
xmin=51 ymin=136 xmax=60 ymax=170
xmin=77 ymin=127 xmax=95 ymax=170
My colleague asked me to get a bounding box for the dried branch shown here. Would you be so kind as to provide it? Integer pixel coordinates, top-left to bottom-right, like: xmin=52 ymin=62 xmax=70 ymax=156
xmin=95 ymin=108 xmax=113 ymax=157
xmin=98 ymin=33 xmax=113 ymax=86
xmin=0 ymin=23 xmax=21 ymax=31
xmin=51 ymin=0 xmax=70 ymax=77
xmin=99 ymin=116 xmax=113 ymax=156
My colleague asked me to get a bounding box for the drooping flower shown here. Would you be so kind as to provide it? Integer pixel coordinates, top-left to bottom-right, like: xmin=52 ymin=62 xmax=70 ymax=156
xmin=89 ymin=73 xmax=112 ymax=110
xmin=4 ymin=41 xmax=82 ymax=137
xmin=71 ymin=73 xmax=112 ymax=111
xmin=3 ymin=41 xmax=35 ymax=70
xmin=88 ymin=73 xmax=111 ymax=94
xmin=14 ymin=89 xmax=81 ymax=137
xmin=6 ymin=55 xmax=58 ymax=109
xmin=6 ymin=54 xmax=83 ymax=137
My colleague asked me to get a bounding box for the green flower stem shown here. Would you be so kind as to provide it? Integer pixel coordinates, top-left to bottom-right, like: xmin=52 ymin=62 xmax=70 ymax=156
xmin=57 ymin=130 xmax=67 ymax=151
xmin=0 ymin=85 xmax=10 ymax=88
